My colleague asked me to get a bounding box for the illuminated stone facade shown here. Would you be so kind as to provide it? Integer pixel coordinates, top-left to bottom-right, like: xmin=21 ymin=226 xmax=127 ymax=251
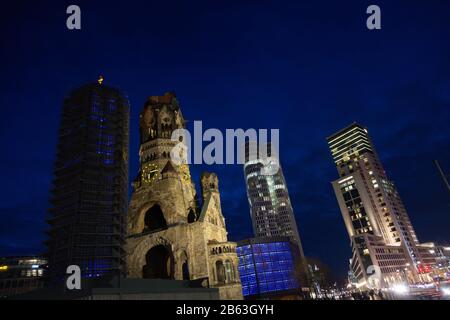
xmin=125 ymin=92 xmax=242 ymax=300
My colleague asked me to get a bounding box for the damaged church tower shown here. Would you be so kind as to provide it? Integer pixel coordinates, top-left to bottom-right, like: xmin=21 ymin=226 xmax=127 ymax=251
xmin=126 ymin=92 xmax=242 ymax=300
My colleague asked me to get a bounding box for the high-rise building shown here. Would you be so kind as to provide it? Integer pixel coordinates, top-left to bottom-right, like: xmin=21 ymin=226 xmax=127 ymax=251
xmin=327 ymin=123 xmax=435 ymax=289
xmin=46 ymin=78 xmax=129 ymax=283
xmin=125 ymin=92 xmax=242 ymax=300
xmin=243 ymin=142 xmax=305 ymax=260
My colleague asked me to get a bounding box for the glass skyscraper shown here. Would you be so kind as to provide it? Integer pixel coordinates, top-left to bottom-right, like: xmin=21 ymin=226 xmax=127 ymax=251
xmin=45 ymin=79 xmax=129 ymax=283
xmin=243 ymin=142 xmax=305 ymax=260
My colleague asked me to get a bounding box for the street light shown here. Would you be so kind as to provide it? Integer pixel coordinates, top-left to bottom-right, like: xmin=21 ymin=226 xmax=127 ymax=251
xmin=391 ymin=284 xmax=409 ymax=295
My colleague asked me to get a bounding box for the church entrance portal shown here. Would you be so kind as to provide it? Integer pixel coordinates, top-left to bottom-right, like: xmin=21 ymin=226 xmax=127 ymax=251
xmin=142 ymin=245 xmax=174 ymax=279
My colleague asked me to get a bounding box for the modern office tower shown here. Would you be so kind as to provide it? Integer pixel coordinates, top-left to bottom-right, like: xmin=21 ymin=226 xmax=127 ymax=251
xmin=243 ymin=142 xmax=305 ymax=261
xmin=0 ymin=256 xmax=47 ymax=297
xmin=236 ymin=237 xmax=300 ymax=299
xmin=46 ymin=78 xmax=129 ymax=283
xmin=125 ymin=92 xmax=242 ymax=300
xmin=328 ymin=123 xmax=435 ymax=289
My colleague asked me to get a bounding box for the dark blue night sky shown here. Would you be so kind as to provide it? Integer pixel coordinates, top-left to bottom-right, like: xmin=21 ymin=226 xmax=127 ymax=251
xmin=1 ymin=0 xmax=449 ymax=280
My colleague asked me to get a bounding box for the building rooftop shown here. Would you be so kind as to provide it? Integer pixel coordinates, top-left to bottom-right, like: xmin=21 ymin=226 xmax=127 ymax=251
xmin=326 ymin=122 xmax=367 ymax=142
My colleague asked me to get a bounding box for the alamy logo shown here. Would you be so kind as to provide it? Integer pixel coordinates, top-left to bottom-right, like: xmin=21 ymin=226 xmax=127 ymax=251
xmin=169 ymin=121 xmax=280 ymax=175
xmin=366 ymin=5 xmax=381 ymax=30
xmin=366 ymin=264 xmax=382 ymax=288
xmin=66 ymin=265 xmax=81 ymax=290
xmin=66 ymin=5 xmax=81 ymax=30
xmin=65 ymin=5 xmax=381 ymax=32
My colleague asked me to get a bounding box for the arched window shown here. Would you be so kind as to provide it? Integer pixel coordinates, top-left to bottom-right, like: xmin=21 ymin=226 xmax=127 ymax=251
xmin=225 ymin=260 xmax=234 ymax=283
xmin=144 ymin=205 xmax=167 ymax=233
xmin=216 ymin=261 xmax=226 ymax=284
xmin=187 ymin=209 xmax=197 ymax=223
xmin=142 ymin=245 xmax=173 ymax=279
xmin=182 ymin=262 xmax=190 ymax=280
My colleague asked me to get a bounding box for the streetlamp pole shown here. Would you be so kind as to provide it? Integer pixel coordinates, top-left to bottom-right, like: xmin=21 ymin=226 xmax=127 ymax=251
xmin=434 ymin=160 xmax=450 ymax=195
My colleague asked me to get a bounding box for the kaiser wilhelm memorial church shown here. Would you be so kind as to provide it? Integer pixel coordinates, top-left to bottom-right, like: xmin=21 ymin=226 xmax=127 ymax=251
xmin=125 ymin=92 xmax=243 ymax=300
